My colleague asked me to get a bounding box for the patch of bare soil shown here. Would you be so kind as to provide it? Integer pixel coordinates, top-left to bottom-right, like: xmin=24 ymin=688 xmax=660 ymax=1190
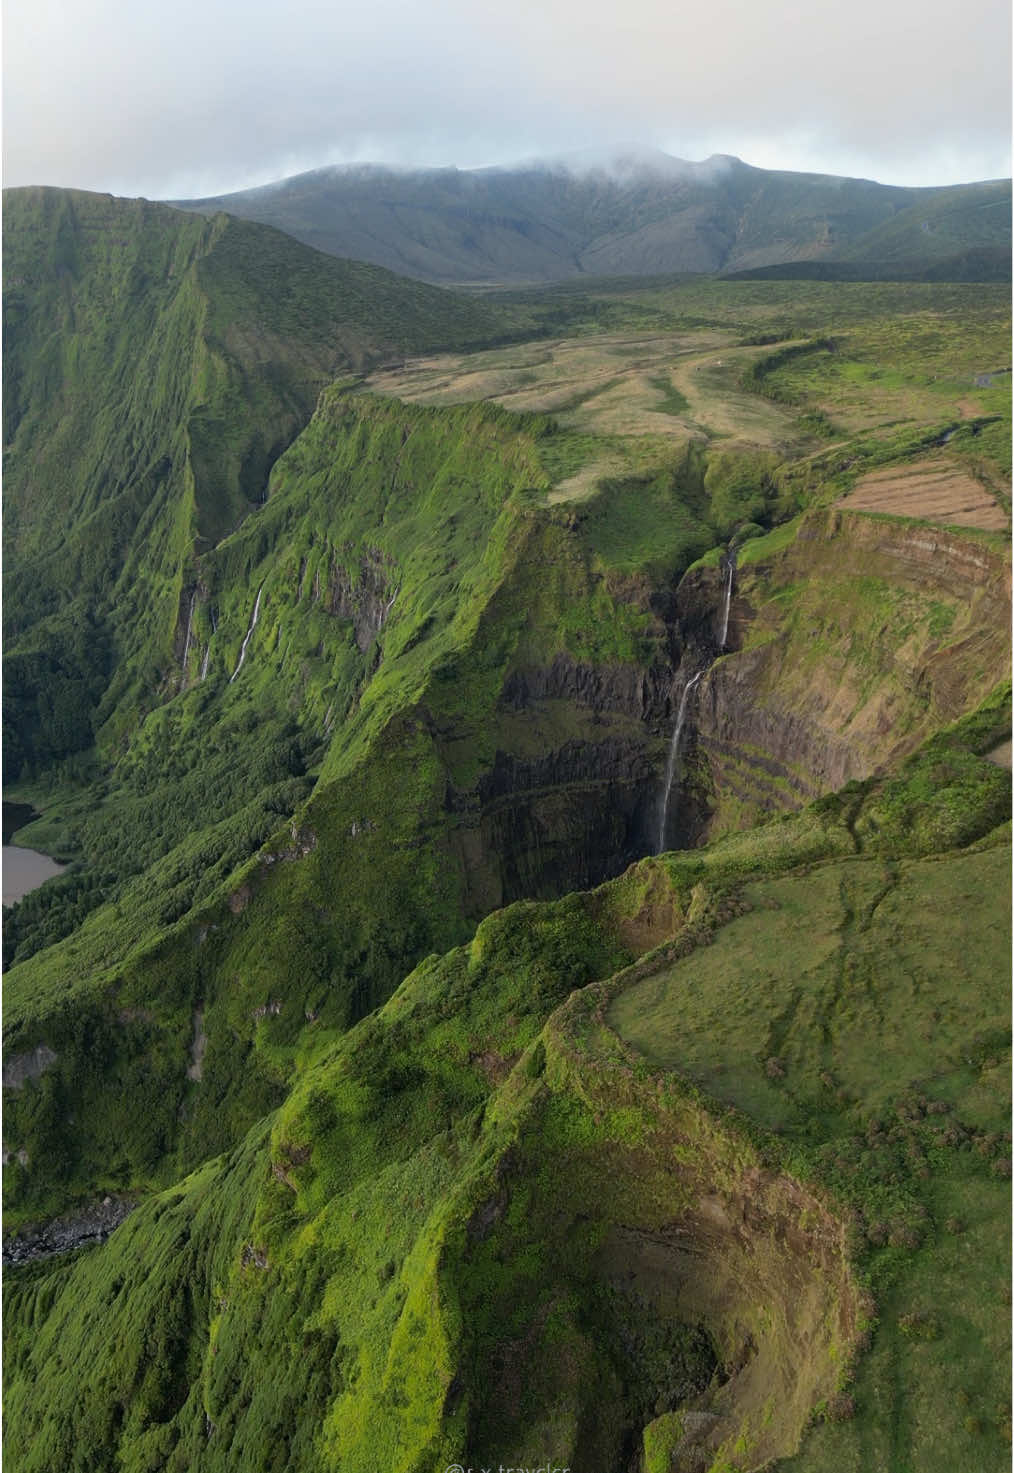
xmin=843 ymin=459 xmax=1008 ymax=531
xmin=985 ymin=739 xmax=1012 ymax=768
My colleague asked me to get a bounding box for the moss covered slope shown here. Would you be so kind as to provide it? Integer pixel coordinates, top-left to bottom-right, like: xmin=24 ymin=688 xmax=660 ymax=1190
xmin=5 ymin=708 xmax=1009 ymax=1472
xmin=5 ymin=383 xmax=1010 ymax=1226
xmin=3 ymin=187 xmax=505 ymax=774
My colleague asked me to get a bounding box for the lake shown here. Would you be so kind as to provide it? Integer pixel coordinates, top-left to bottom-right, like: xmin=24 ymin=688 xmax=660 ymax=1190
xmin=2 ymin=803 xmax=66 ymax=906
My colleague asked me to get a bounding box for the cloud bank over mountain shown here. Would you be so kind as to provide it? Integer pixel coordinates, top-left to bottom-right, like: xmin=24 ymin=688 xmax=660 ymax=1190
xmin=3 ymin=0 xmax=1011 ymax=198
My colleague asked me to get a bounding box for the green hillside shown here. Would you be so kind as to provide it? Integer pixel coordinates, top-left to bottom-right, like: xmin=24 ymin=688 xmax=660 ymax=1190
xmin=836 ymin=179 xmax=1013 ymax=263
xmin=2 ymin=192 xmax=1011 ymax=1472
xmin=173 ymin=152 xmax=1012 ymax=285
xmin=3 ymin=187 xmax=506 ymax=774
xmin=5 ymin=718 xmax=1010 ymax=1471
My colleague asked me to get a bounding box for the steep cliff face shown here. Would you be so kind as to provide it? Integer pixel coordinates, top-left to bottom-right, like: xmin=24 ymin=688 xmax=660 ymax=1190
xmin=1 ymin=190 xmax=504 ymax=772
xmin=680 ymin=508 xmax=1011 ymax=837
xmin=455 ymin=499 xmax=1013 ymax=886
xmin=452 ymin=656 xmax=675 ymax=910
xmin=6 ymin=455 xmax=1009 ymax=1226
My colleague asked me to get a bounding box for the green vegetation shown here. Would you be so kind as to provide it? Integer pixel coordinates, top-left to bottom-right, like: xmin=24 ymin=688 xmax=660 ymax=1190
xmin=4 ymin=711 xmax=1008 ymax=1471
xmin=3 ymin=191 xmax=1010 ymax=1472
xmin=3 ymin=187 xmax=506 ymax=775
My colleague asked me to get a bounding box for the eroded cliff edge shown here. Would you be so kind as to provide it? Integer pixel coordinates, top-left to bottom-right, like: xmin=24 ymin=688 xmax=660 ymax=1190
xmin=674 ymin=508 xmax=1010 ymax=838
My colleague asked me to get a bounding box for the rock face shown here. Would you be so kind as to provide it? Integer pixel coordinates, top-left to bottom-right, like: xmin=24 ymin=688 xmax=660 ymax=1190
xmin=3 ymin=1043 xmax=58 ymax=1090
xmin=453 ymin=655 xmax=702 ymax=911
xmin=443 ymin=505 xmax=1010 ymax=902
xmin=501 ymin=654 xmax=675 ymax=725
xmin=452 ymin=726 xmax=668 ymax=914
xmin=3 ymin=1194 xmax=135 ymax=1266
xmin=326 ymin=546 xmax=399 ymax=653
xmin=680 ymin=509 xmax=1011 ymax=838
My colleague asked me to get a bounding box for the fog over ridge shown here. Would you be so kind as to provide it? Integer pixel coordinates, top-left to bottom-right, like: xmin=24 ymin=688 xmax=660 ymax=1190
xmin=3 ymin=0 xmax=1010 ymax=198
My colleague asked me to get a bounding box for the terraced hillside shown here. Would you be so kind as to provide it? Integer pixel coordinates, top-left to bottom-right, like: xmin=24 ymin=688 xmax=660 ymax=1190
xmin=3 ymin=195 xmax=1011 ymax=1473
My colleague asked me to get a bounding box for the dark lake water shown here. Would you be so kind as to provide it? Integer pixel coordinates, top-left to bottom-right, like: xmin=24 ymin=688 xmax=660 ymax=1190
xmin=2 ymin=802 xmax=66 ymax=906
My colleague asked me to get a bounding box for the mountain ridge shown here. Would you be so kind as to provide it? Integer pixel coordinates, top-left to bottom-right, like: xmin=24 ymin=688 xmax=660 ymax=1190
xmin=1 ymin=186 xmax=511 ymax=773
xmin=170 ymin=150 xmax=1012 ymax=284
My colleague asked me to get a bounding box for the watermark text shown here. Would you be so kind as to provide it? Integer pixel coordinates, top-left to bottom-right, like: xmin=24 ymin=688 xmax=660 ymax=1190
xmin=445 ymin=1464 xmax=570 ymax=1473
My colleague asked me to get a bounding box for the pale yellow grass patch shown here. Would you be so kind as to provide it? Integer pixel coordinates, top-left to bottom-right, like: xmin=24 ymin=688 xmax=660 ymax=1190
xmin=843 ymin=459 xmax=1009 ymax=531
xmin=668 ymin=343 xmax=806 ymax=447
xmin=365 ymin=330 xmax=802 ymax=451
xmin=546 ymin=453 xmax=629 ymax=505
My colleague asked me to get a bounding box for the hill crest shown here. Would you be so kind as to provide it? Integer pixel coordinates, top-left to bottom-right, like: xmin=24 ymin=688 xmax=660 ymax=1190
xmin=171 ymin=149 xmax=1012 ymax=285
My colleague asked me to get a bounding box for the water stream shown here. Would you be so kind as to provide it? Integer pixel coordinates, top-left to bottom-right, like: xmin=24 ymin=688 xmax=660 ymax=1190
xmin=719 ymin=557 xmax=734 ymax=648
xmin=656 ymin=548 xmax=737 ymax=854
xmin=657 ymin=670 xmax=703 ymax=853
xmin=229 ymin=585 xmax=264 ymax=683
xmin=181 ymin=590 xmax=196 ymax=668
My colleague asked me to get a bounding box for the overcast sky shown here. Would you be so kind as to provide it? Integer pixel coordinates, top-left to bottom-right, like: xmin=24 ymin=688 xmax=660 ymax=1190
xmin=3 ymin=0 xmax=1011 ymax=198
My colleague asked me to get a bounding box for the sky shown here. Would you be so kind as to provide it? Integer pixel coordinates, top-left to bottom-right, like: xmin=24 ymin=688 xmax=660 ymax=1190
xmin=3 ymin=0 xmax=1011 ymax=198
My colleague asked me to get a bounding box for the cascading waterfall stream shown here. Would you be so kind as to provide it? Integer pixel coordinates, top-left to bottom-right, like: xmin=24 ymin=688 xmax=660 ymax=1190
xmin=657 ymin=670 xmax=703 ymax=854
xmin=181 ymin=591 xmax=196 ymax=668
xmin=200 ymin=610 xmax=218 ymax=682
xmin=656 ymin=547 xmax=737 ymax=853
xmin=719 ymin=557 xmax=734 ymax=648
xmin=229 ymin=584 xmax=264 ymax=683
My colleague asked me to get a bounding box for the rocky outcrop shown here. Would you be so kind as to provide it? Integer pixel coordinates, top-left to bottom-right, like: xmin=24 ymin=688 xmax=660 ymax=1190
xmin=698 ymin=645 xmax=858 ymax=801
xmin=450 ymin=727 xmax=669 ymax=914
xmin=502 ymin=655 xmax=675 ymax=725
xmin=476 ymin=735 xmax=659 ymax=802
xmin=325 ymin=546 xmax=399 ymax=652
xmin=441 ymin=504 xmax=1009 ymax=907
xmin=3 ymin=1043 xmax=58 ymax=1090
xmin=827 ymin=509 xmax=1010 ymax=599
xmin=3 ymin=1194 xmax=135 ymax=1266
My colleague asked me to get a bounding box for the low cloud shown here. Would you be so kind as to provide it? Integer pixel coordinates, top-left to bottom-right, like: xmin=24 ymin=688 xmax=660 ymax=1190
xmin=3 ymin=0 xmax=1010 ymax=196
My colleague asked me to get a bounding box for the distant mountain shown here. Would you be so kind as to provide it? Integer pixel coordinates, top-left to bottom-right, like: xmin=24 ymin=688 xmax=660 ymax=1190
xmin=173 ymin=149 xmax=1012 ymax=284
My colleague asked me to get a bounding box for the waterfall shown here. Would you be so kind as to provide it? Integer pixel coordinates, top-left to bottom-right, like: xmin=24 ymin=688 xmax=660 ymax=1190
xmin=719 ymin=558 xmax=734 ymax=649
xmin=199 ymin=644 xmax=212 ymax=682
xmin=657 ymin=670 xmax=703 ymax=854
xmin=229 ymin=584 xmax=264 ymax=683
xmin=181 ymin=591 xmax=196 ymax=668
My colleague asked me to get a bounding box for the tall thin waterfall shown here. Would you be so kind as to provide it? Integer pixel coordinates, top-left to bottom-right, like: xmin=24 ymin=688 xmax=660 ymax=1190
xmin=199 ymin=644 xmax=212 ymax=682
xmin=719 ymin=558 xmax=734 ymax=648
xmin=181 ymin=591 xmax=197 ymax=669
xmin=657 ymin=670 xmax=703 ymax=854
xmin=229 ymin=584 xmax=264 ymax=683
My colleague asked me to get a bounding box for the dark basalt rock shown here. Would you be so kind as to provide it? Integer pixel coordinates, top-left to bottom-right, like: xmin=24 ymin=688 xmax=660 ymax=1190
xmin=326 ymin=546 xmax=399 ymax=653
xmin=3 ymin=1194 xmax=135 ymax=1266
